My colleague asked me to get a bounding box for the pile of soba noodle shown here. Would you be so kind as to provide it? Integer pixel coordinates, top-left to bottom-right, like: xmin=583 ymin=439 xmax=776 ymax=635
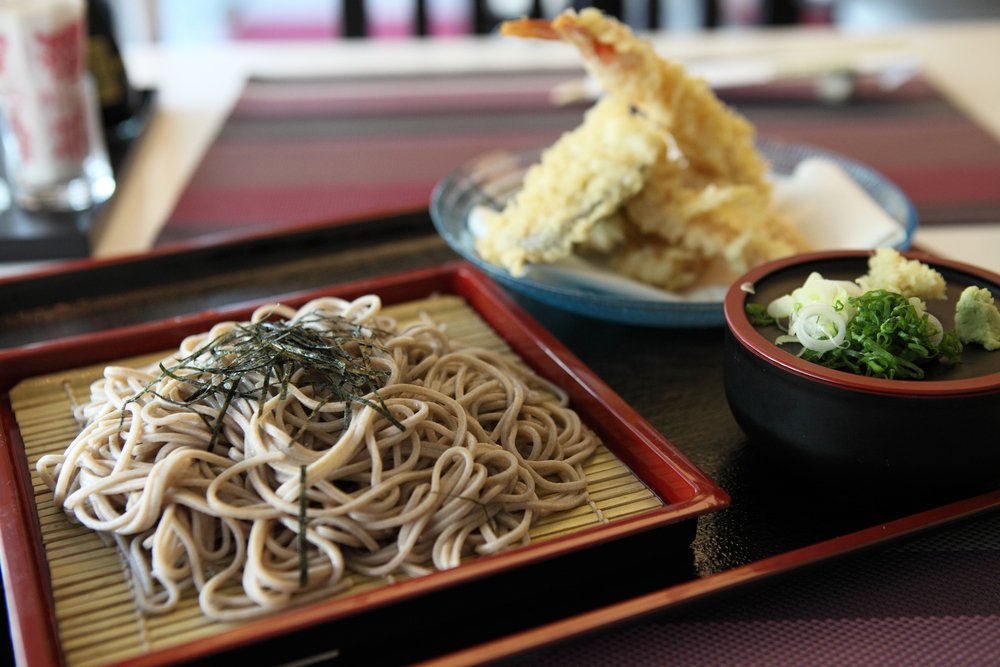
xmin=37 ymin=295 xmax=599 ymax=621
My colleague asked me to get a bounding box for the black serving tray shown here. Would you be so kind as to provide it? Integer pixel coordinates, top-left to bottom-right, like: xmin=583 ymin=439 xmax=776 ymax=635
xmin=1 ymin=208 xmax=998 ymax=666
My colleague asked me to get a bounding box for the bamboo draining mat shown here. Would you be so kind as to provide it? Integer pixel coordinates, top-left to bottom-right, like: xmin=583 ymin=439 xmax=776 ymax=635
xmin=11 ymin=295 xmax=663 ymax=667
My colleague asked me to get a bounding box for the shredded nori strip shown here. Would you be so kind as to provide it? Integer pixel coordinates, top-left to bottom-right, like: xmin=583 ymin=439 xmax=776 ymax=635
xmin=298 ymin=464 xmax=309 ymax=588
xmin=121 ymin=310 xmax=403 ymax=451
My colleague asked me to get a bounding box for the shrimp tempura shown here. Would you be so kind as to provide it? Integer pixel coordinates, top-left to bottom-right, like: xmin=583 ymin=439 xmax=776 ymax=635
xmin=481 ymin=9 xmax=810 ymax=290
xmin=502 ymin=8 xmax=768 ymax=187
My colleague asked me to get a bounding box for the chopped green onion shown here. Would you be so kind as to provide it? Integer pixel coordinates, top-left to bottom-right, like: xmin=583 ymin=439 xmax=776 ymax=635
xmin=745 ymin=303 xmax=775 ymax=326
xmin=800 ymin=290 xmax=961 ymax=379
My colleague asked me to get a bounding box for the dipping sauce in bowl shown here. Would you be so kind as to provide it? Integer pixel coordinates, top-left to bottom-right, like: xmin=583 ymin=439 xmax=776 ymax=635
xmin=723 ymin=250 xmax=1000 ymax=486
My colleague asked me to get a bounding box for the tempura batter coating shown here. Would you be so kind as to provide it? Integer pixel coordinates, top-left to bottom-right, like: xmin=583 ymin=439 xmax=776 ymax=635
xmin=502 ymin=8 xmax=768 ymax=186
xmin=623 ymin=152 xmax=809 ymax=275
xmin=609 ymin=235 xmax=708 ymax=291
xmin=475 ymin=95 xmax=662 ymax=275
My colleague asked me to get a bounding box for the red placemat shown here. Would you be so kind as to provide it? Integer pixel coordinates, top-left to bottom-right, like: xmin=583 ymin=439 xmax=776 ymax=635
xmin=157 ymin=71 xmax=1000 ymax=245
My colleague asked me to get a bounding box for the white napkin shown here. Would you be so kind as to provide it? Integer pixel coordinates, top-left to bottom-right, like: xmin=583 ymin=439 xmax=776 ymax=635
xmin=771 ymin=157 xmax=906 ymax=251
xmin=472 ymin=157 xmax=906 ymax=302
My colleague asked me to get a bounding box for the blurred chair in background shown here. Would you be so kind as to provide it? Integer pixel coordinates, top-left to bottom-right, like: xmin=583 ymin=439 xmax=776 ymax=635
xmin=107 ymin=0 xmax=1000 ymax=43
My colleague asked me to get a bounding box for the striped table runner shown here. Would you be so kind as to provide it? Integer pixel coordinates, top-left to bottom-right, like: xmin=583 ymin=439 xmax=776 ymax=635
xmin=158 ymin=71 xmax=1000 ymax=245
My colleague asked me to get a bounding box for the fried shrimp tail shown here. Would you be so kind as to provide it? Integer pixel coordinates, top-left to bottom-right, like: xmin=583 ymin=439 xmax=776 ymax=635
xmin=501 ymin=16 xmax=619 ymax=65
xmin=499 ymin=17 xmax=560 ymax=40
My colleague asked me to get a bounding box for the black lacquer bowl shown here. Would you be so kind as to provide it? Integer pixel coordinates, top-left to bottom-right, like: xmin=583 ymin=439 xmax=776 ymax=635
xmin=723 ymin=250 xmax=1000 ymax=486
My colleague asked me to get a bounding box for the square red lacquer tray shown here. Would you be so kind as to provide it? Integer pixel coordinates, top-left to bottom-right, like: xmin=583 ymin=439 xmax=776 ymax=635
xmin=0 ymin=262 xmax=728 ymax=666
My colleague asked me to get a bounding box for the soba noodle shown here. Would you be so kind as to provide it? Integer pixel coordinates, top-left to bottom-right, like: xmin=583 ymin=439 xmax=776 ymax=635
xmin=37 ymin=296 xmax=599 ymax=620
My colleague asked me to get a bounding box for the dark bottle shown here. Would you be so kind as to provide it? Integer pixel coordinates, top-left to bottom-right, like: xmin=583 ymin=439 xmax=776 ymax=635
xmin=86 ymin=0 xmax=139 ymax=135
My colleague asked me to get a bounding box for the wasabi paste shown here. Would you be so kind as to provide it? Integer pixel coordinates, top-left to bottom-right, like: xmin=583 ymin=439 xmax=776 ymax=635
xmin=955 ymin=286 xmax=1000 ymax=351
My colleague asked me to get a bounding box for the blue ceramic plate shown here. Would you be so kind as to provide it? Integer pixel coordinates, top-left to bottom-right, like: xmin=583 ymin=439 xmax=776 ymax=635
xmin=429 ymin=139 xmax=917 ymax=328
